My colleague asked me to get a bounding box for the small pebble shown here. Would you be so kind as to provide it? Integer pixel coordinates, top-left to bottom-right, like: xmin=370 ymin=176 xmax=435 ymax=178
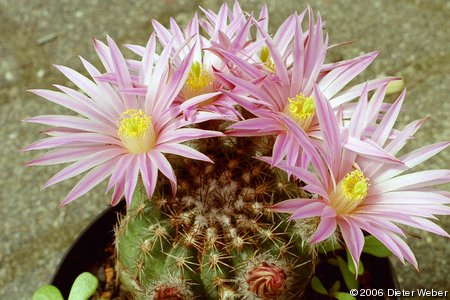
xmin=4 ymin=71 xmax=14 ymax=82
xmin=97 ymin=269 xmax=105 ymax=281
xmin=36 ymin=33 xmax=57 ymax=45
xmin=75 ymin=10 xmax=84 ymax=18
xmin=36 ymin=69 xmax=46 ymax=78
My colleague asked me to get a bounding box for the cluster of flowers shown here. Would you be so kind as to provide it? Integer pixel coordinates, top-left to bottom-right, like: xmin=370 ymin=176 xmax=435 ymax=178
xmin=25 ymin=2 xmax=449 ymax=271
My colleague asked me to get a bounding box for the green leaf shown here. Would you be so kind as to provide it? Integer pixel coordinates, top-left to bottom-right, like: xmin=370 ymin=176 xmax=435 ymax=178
xmin=327 ymin=257 xmax=338 ymax=266
xmin=329 ymin=280 xmax=341 ymax=294
xmin=311 ymin=276 xmax=328 ymax=295
xmin=346 ymin=250 xmax=364 ymax=275
xmin=362 ymin=235 xmax=391 ymax=257
xmin=337 ymin=256 xmax=359 ymax=290
xmin=334 ymin=292 xmax=357 ymax=300
xmin=32 ymin=285 xmax=64 ymax=300
xmin=319 ymin=240 xmax=341 ymax=254
xmin=68 ymin=272 xmax=99 ymax=300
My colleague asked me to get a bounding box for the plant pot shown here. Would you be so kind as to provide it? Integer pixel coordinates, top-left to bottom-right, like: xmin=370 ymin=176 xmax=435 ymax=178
xmin=51 ymin=203 xmax=402 ymax=300
xmin=51 ymin=202 xmax=125 ymax=297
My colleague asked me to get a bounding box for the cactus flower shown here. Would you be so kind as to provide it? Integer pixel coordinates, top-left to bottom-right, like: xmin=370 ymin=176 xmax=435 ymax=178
xmin=269 ymin=84 xmax=450 ymax=270
xmin=219 ymin=10 xmax=396 ymax=168
xmin=125 ymin=2 xmax=252 ymax=122
xmin=24 ymin=36 xmax=223 ymax=206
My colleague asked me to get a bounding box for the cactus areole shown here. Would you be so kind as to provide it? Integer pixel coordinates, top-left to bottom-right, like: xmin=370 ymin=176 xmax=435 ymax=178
xmin=115 ymin=136 xmax=313 ymax=299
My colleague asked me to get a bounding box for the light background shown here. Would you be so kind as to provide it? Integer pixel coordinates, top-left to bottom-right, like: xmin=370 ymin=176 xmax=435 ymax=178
xmin=0 ymin=0 xmax=448 ymax=298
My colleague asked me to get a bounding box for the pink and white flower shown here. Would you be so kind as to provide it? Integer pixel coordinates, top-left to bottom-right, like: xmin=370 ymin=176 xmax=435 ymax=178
xmin=268 ymin=84 xmax=450 ymax=269
xmin=24 ymin=36 xmax=223 ymax=206
xmin=126 ymin=2 xmax=253 ymax=121
xmin=217 ymin=10 xmax=396 ymax=168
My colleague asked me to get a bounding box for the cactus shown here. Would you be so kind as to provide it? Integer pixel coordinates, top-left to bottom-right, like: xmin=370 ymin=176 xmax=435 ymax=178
xmin=115 ymin=136 xmax=314 ymax=299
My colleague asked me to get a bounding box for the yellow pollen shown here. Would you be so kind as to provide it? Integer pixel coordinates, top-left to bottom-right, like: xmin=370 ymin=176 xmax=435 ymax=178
xmin=119 ymin=109 xmax=151 ymax=137
xmin=260 ymin=46 xmax=275 ymax=73
xmin=331 ymin=169 xmax=369 ymax=215
xmin=342 ymin=170 xmax=369 ymax=202
xmin=118 ymin=109 xmax=155 ymax=154
xmin=284 ymin=94 xmax=315 ymax=130
xmin=185 ymin=61 xmax=213 ymax=93
xmin=287 ymin=94 xmax=315 ymax=120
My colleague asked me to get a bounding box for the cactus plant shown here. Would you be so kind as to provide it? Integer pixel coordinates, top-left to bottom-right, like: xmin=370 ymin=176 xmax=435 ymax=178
xmin=24 ymin=1 xmax=450 ymax=299
xmin=115 ymin=136 xmax=313 ymax=299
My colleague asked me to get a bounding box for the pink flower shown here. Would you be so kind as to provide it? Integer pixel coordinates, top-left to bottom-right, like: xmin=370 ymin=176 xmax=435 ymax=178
xmin=217 ymin=9 xmax=396 ymax=168
xmin=24 ymin=36 xmax=223 ymax=206
xmin=125 ymin=2 xmax=252 ymax=122
xmin=268 ymin=84 xmax=450 ymax=270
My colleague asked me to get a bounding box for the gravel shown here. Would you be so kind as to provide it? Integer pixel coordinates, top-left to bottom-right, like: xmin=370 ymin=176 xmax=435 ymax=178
xmin=0 ymin=0 xmax=448 ymax=298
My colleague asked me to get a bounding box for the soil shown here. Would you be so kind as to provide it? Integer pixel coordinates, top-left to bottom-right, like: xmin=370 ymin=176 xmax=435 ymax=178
xmin=90 ymin=244 xmax=131 ymax=300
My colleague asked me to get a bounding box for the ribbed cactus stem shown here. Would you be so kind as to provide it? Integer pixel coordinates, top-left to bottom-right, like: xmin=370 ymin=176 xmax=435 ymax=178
xmin=115 ymin=137 xmax=314 ymax=299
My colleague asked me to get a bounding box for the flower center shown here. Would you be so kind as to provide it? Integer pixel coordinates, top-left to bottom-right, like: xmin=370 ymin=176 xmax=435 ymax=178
xmin=260 ymin=46 xmax=275 ymax=73
xmin=118 ymin=109 xmax=156 ymax=154
xmin=332 ymin=170 xmax=369 ymax=214
xmin=342 ymin=170 xmax=369 ymax=202
xmin=183 ymin=61 xmax=214 ymax=99
xmin=284 ymin=94 xmax=315 ymax=130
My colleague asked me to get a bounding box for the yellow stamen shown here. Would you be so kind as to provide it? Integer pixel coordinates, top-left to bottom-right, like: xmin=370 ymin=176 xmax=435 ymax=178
xmin=284 ymin=94 xmax=315 ymax=130
xmin=118 ymin=109 xmax=156 ymax=154
xmin=332 ymin=170 xmax=369 ymax=214
xmin=260 ymin=46 xmax=275 ymax=73
xmin=183 ymin=61 xmax=214 ymax=99
xmin=342 ymin=170 xmax=369 ymax=202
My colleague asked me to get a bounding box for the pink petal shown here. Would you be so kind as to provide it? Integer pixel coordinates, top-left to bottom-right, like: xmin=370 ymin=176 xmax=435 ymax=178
xmin=374 ymin=141 xmax=450 ymax=183
xmin=25 ymin=145 xmax=108 ymax=166
xmin=289 ymin=201 xmax=327 ymax=220
xmin=270 ymin=198 xmax=318 ymax=214
xmin=157 ymin=128 xmax=224 ymax=144
xmin=156 ymin=143 xmax=212 ymax=163
xmin=139 ymin=154 xmax=158 ymax=199
xmin=107 ymin=155 xmax=133 ymax=192
xmin=321 ymin=51 xmax=379 ymax=100
xmin=329 ymin=77 xmax=398 ymax=108
xmin=271 ymin=134 xmax=288 ymax=166
xmin=25 ymin=115 xmax=116 ymax=137
xmin=42 ymin=149 xmax=125 ymax=189
xmin=309 ymin=207 xmax=337 ymax=243
xmin=60 ymin=162 xmax=115 ymax=206
xmin=370 ymin=170 xmax=450 ymax=194
xmin=338 ymin=217 xmax=364 ymax=271
xmin=23 ymin=133 xmax=122 ymax=151
xmin=92 ymin=38 xmax=114 ymax=73
xmin=280 ymin=115 xmax=329 ymax=186
xmin=28 ymin=89 xmax=111 ymax=125
xmin=313 ymin=84 xmax=340 ymax=175
xmin=344 ymin=136 xmax=403 ymax=164
xmin=150 ymin=150 xmax=177 ymax=195
xmin=371 ymin=89 xmax=406 ymax=147
xmin=124 ymin=156 xmax=140 ymax=207
xmin=110 ymin=175 xmax=125 ymax=206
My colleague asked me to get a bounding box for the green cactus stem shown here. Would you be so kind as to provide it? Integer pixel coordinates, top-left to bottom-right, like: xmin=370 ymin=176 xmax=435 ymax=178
xmin=115 ymin=137 xmax=314 ymax=299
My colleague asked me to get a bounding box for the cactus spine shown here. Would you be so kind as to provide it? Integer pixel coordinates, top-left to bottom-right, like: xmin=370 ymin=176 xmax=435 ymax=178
xmin=115 ymin=137 xmax=314 ymax=299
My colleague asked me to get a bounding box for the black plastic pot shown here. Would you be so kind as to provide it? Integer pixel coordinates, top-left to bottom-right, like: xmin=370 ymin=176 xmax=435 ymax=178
xmin=51 ymin=202 xmax=125 ymax=297
xmin=51 ymin=203 xmax=401 ymax=300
